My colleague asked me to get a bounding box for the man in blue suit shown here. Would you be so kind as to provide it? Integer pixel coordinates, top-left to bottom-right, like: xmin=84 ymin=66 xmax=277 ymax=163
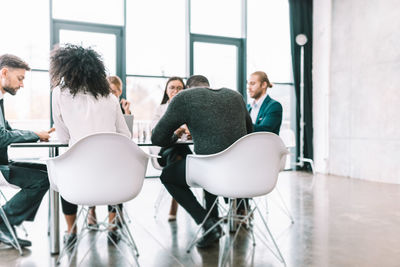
xmin=247 ymin=71 xmax=282 ymax=134
xmin=0 ymin=54 xmax=52 ymax=248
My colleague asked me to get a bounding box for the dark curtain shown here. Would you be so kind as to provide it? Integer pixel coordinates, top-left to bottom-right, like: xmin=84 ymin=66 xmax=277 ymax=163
xmin=289 ymin=0 xmax=313 ymax=170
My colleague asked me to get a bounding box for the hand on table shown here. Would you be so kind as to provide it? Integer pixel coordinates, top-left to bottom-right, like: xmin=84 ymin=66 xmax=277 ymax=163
xmin=34 ymin=128 xmax=55 ymax=142
xmin=182 ymin=125 xmax=192 ymax=140
xmin=174 ymin=127 xmax=186 ymax=138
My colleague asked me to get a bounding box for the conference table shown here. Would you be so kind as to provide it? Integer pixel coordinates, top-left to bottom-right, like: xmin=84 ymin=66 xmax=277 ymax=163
xmin=10 ymin=139 xmax=193 ymax=255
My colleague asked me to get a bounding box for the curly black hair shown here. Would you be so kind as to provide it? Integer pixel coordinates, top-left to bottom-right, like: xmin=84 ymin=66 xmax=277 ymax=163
xmin=50 ymin=44 xmax=110 ymax=98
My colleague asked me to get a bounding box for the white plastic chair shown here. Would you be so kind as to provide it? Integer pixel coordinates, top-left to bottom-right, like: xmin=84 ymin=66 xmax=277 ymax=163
xmin=280 ymin=128 xmax=315 ymax=191
xmin=46 ymin=133 xmax=151 ymax=266
xmin=185 ymin=132 xmax=289 ymax=266
xmin=280 ymin=128 xmax=315 ymax=174
xmin=148 ymin=146 xmax=167 ymax=219
xmin=150 ymin=145 xmax=202 ymax=220
xmin=256 ymin=128 xmax=295 ymax=224
xmin=0 ymin=172 xmax=24 ymax=255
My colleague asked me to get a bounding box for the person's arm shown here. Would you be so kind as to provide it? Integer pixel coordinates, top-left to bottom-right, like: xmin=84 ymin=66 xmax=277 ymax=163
xmin=114 ymin=96 xmax=131 ymax=138
xmin=240 ymin=95 xmax=253 ymax=134
xmin=151 ymin=93 xmax=187 ymax=147
xmin=0 ymin=119 xmax=39 ymax=148
xmin=253 ymin=102 xmax=282 ymax=132
xmin=246 ymin=113 xmax=254 ymax=134
xmin=51 ymin=87 xmax=71 ymax=144
xmin=120 ymin=98 xmax=131 ymax=115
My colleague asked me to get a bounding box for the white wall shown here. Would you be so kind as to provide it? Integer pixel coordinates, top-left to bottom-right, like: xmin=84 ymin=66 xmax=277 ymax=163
xmin=313 ymin=0 xmax=331 ymax=174
xmin=313 ymin=0 xmax=400 ymax=183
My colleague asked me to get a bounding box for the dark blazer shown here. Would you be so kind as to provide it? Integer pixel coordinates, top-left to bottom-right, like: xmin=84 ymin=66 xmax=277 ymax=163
xmin=247 ymin=95 xmax=283 ymax=135
xmin=0 ymin=102 xmax=39 ymax=178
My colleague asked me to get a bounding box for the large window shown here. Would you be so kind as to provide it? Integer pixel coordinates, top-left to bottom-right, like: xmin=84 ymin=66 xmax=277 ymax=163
xmin=247 ymin=0 xmax=292 ymax=83
xmin=247 ymin=0 xmax=294 ymax=132
xmin=126 ymin=0 xmax=186 ymax=77
xmin=126 ymin=77 xmax=168 ymax=121
xmin=193 ymin=42 xmax=238 ymax=90
xmin=125 ymin=0 xmax=187 ymax=123
xmin=1 ymin=0 xmax=294 ymax=140
xmin=191 ymin=0 xmax=243 ymax=38
xmin=0 ymin=0 xmax=50 ymax=127
xmin=52 ymin=0 xmax=124 ymax=26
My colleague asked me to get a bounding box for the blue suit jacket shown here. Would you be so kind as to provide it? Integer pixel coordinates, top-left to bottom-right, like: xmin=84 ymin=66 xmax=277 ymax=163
xmin=247 ymin=95 xmax=283 ymax=135
xmin=0 ymin=102 xmax=39 ymax=178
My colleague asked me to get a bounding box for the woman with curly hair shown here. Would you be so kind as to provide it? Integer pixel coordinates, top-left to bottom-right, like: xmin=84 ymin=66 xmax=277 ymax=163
xmin=50 ymin=44 xmax=131 ymax=246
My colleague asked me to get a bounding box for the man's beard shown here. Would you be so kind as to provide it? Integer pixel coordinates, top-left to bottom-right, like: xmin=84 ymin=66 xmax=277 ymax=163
xmin=3 ymin=86 xmax=18 ymax=95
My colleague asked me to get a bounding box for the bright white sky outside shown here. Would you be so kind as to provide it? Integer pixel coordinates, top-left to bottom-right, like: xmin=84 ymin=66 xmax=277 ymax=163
xmin=0 ymin=0 xmax=292 ymax=123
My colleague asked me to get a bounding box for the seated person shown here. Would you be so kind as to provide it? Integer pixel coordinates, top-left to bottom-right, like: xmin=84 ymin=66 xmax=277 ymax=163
xmin=87 ymin=75 xmax=132 ymax=228
xmin=235 ymin=71 xmax=283 ymax=216
xmin=107 ymin=75 xmax=132 ymax=115
xmin=0 ymin=54 xmax=52 ymax=248
xmin=247 ymin=71 xmax=282 ymax=134
xmin=151 ymin=77 xmax=192 ymax=221
xmin=50 ymin=45 xmax=131 ymax=246
xmin=152 ymin=75 xmax=253 ymax=248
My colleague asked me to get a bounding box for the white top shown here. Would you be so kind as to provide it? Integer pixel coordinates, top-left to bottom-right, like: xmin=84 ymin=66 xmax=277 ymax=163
xmin=52 ymin=86 xmax=131 ymax=146
xmin=151 ymin=102 xmax=169 ymax=130
xmin=250 ymin=92 xmax=268 ymax=124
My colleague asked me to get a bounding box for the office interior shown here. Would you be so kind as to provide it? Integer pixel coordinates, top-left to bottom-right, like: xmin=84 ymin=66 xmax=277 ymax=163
xmin=0 ymin=0 xmax=399 ymax=266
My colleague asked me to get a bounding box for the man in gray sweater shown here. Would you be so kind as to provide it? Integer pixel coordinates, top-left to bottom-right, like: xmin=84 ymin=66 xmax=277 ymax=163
xmin=152 ymin=75 xmax=253 ymax=248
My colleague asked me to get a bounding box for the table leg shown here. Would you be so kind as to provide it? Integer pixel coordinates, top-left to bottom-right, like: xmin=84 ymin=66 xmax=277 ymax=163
xmin=49 ymin=189 xmax=60 ymax=254
xmin=49 ymin=147 xmax=60 ymax=255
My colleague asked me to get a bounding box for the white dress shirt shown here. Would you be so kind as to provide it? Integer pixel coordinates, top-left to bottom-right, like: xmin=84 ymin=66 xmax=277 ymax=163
xmin=52 ymin=86 xmax=131 ymax=146
xmin=250 ymin=92 xmax=268 ymax=124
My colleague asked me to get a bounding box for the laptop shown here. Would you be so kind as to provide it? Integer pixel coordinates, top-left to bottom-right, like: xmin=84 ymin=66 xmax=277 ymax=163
xmin=123 ymin=114 xmax=134 ymax=135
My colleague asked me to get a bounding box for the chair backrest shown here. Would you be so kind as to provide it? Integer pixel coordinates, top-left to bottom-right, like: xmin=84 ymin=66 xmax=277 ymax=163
xmin=148 ymin=146 xmax=163 ymax=171
xmin=280 ymin=128 xmax=296 ymax=148
xmin=46 ymin=133 xmax=149 ymax=206
xmin=186 ymin=132 xmax=289 ymax=199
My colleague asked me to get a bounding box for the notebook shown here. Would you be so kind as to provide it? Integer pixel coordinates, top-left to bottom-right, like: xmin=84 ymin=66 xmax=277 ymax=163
xmin=123 ymin=114 xmax=134 ymax=136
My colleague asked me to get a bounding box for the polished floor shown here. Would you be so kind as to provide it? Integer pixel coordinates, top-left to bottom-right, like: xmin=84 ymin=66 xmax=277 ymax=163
xmin=1 ymin=171 xmax=400 ymax=267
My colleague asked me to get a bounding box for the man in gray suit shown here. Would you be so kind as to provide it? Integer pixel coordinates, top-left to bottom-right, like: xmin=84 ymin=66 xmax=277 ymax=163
xmin=0 ymin=54 xmax=52 ymax=247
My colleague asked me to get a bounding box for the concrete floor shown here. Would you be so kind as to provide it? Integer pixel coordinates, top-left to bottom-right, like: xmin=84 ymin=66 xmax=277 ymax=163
xmin=1 ymin=171 xmax=400 ymax=267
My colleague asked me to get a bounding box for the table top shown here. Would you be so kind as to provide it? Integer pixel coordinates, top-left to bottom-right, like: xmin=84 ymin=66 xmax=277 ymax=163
xmin=10 ymin=141 xmax=68 ymax=148
xmin=10 ymin=139 xmax=193 ymax=148
xmin=134 ymin=139 xmax=193 ymax=146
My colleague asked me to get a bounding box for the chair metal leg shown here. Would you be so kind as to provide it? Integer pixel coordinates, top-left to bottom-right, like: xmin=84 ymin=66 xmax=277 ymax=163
xmin=243 ymin=200 xmax=256 ymax=246
xmin=219 ymin=200 xmax=258 ymax=267
xmin=57 ymin=206 xmax=140 ymax=267
xmin=218 ymin=200 xmax=233 ymax=267
xmin=186 ymin=198 xmax=220 ymax=253
xmin=274 ymin=188 xmax=295 ymax=224
xmin=1 ymin=189 xmax=28 ymax=238
xmin=0 ymin=206 xmax=23 ymax=255
xmin=116 ymin=207 xmax=139 ymax=255
xmin=114 ymin=206 xmax=140 ymax=266
xmin=57 ymin=207 xmax=86 ymax=265
xmin=253 ymin=200 xmax=286 ymax=265
xmin=154 ymin=187 xmax=167 ymax=219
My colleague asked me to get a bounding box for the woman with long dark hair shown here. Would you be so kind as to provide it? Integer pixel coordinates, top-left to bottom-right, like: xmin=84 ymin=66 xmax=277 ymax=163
xmin=50 ymin=44 xmax=131 ymax=246
xmin=151 ymin=77 xmax=192 ymax=221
